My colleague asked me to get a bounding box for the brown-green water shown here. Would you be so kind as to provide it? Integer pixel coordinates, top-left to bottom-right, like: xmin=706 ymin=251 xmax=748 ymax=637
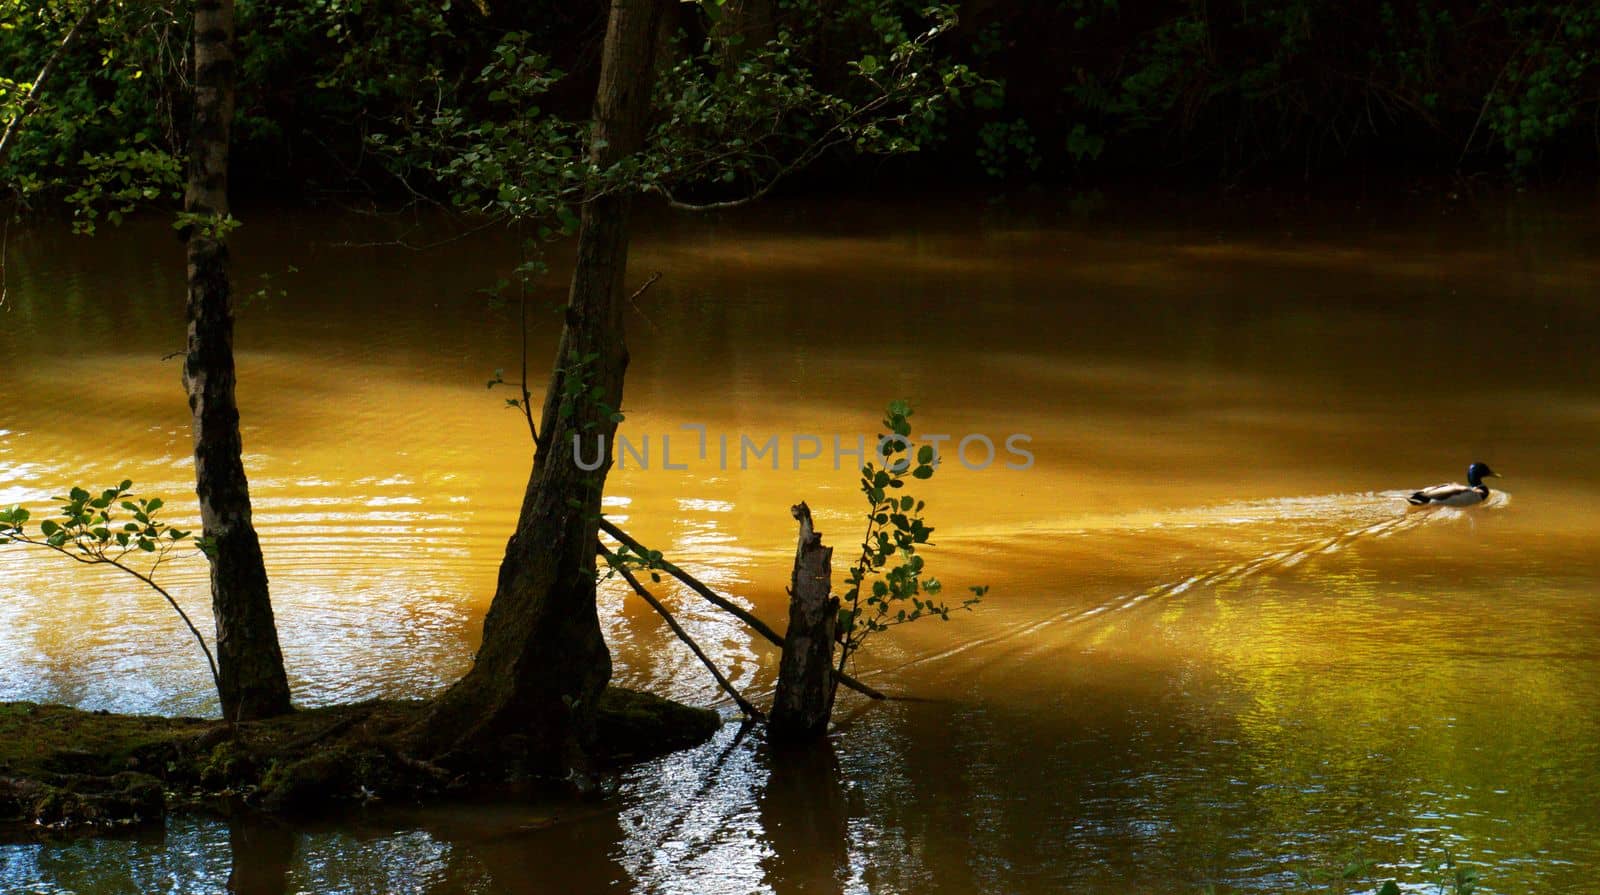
xmin=1 ymin=193 xmax=1598 ymax=893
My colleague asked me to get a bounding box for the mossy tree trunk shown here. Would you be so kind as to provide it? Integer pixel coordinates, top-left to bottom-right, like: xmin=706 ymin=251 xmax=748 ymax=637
xmin=422 ymin=0 xmax=671 ymax=774
xmin=183 ymin=0 xmax=292 ymax=721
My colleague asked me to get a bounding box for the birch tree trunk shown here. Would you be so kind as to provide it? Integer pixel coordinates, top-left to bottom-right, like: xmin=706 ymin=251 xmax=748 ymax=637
xmin=183 ymin=0 xmax=292 ymax=721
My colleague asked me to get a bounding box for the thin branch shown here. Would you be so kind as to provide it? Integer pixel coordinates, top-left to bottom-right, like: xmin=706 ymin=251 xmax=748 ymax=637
xmin=599 ymin=542 xmax=764 ymax=720
xmin=326 ymin=217 xmax=502 ymax=252
xmin=0 ymin=0 xmax=114 ymax=167
xmin=628 ymin=270 xmax=663 ymax=304
xmin=644 ymin=45 xmax=915 ymax=213
xmin=625 ymin=271 xmax=663 ymax=334
xmin=835 ymin=503 xmax=881 ymax=683
xmin=516 ymin=274 xmax=538 ymax=443
xmin=598 ymin=519 xmax=885 ymax=700
xmin=1 ymin=211 xmax=10 ymax=309
xmin=1458 ymin=57 xmax=1513 ymax=168
xmin=8 ymin=534 xmax=227 ymax=720
xmin=648 ymin=130 xmax=855 ymax=212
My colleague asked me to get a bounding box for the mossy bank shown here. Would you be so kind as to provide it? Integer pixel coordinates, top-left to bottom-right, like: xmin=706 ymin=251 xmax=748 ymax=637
xmin=0 ymin=691 xmax=719 ymax=840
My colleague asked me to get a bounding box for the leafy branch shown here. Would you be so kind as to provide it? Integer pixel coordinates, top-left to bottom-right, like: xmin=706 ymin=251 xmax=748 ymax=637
xmin=482 ymin=247 xmax=547 ymax=443
xmin=644 ymin=4 xmax=981 ymax=211
xmin=0 ymin=481 xmax=227 ymax=720
xmin=835 ymin=401 xmax=985 ymax=681
xmin=0 ymin=0 xmax=113 ymax=168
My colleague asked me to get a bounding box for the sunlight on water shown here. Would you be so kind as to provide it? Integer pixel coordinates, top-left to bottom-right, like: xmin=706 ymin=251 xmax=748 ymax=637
xmin=1 ymin=194 xmax=1598 ymax=892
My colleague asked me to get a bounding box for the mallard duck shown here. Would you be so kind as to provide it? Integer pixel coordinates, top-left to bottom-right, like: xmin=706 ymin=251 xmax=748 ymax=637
xmin=1407 ymin=462 xmax=1500 ymax=506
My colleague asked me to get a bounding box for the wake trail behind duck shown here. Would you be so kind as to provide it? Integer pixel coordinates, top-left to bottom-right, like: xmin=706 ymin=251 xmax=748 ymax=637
xmin=867 ymin=490 xmax=1507 ymax=680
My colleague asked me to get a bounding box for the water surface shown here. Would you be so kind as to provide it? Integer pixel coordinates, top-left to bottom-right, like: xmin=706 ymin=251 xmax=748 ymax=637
xmin=1 ymin=193 xmax=1597 ymax=893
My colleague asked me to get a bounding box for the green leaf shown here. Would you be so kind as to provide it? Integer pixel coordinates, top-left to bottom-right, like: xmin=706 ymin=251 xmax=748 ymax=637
xmin=912 ymin=465 xmax=934 ymax=479
xmin=39 ymin=520 xmax=60 ymax=537
xmin=1378 ymin=882 xmax=1401 ymax=895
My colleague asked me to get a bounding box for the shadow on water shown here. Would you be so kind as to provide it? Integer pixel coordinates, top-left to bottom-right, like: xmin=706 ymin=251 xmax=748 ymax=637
xmin=215 ymin=726 xmax=860 ymax=895
xmin=227 ymin=819 xmax=295 ymax=895
xmin=759 ymin=741 xmax=851 ymax=895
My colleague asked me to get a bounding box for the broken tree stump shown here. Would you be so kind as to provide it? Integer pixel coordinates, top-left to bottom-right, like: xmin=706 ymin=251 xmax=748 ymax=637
xmin=769 ymin=502 xmax=838 ymax=742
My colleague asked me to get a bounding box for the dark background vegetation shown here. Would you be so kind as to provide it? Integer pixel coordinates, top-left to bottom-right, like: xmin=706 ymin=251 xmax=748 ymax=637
xmin=4 ymin=0 xmax=1599 ymax=211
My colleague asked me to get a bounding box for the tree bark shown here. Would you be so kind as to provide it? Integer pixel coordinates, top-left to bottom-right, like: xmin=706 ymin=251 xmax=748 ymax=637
xmin=769 ymin=503 xmax=838 ymax=742
xmin=421 ymin=0 xmax=671 ymax=774
xmin=183 ymin=0 xmax=292 ymax=721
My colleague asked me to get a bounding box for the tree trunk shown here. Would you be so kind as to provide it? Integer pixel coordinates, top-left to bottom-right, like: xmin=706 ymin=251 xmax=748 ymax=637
xmin=183 ymin=0 xmax=292 ymax=721
xmin=769 ymin=503 xmax=838 ymax=742
xmin=421 ymin=0 xmax=671 ymax=774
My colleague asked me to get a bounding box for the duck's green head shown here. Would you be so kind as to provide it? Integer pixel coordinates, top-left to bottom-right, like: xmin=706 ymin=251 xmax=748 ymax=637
xmin=1468 ymin=462 xmax=1500 ymax=486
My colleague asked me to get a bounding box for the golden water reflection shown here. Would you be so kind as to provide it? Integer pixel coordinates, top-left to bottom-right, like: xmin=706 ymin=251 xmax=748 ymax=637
xmin=1 ymin=193 xmax=1598 ymax=892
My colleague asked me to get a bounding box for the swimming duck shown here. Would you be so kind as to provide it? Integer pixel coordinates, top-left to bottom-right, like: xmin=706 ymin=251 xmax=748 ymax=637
xmin=1407 ymin=462 xmax=1500 ymax=506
